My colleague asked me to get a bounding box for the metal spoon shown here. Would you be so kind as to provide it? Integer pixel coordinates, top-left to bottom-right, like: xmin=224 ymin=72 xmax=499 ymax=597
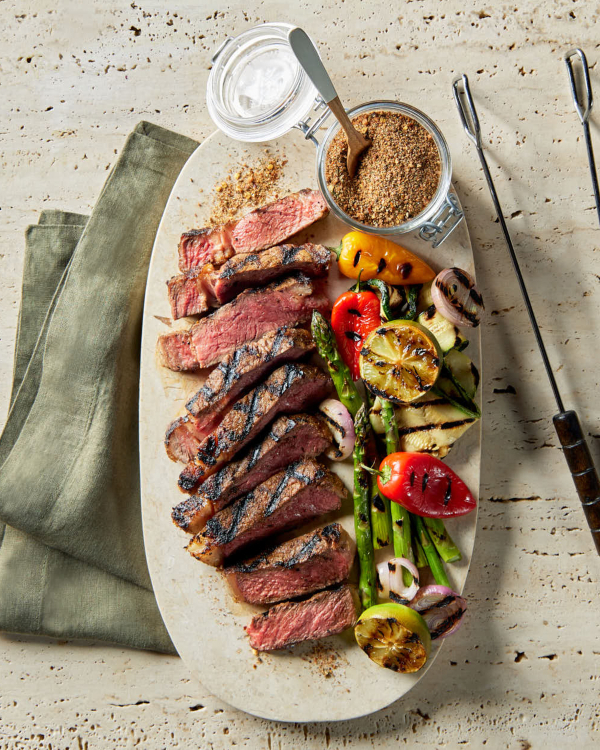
xmin=288 ymin=27 xmax=371 ymax=177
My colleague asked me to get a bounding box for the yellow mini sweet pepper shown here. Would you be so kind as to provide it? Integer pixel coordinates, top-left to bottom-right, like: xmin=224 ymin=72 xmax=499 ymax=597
xmin=334 ymin=231 xmax=436 ymax=286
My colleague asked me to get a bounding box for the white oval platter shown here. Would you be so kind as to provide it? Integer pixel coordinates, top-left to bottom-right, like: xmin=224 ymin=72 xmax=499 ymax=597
xmin=139 ymin=128 xmax=481 ymax=722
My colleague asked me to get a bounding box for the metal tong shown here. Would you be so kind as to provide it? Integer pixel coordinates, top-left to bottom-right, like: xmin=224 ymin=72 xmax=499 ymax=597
xmin=565 ymin=48 xmax=600 ymax=226
xmin=453 ymin=74 xmax=600 ymax=555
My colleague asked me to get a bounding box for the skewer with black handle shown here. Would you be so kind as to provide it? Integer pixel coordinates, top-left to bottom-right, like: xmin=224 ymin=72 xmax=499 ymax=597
xmin=452 ymin=74 xmax=600 ymax=555
xmin=564 ymin=48 xmax=600 ymax=227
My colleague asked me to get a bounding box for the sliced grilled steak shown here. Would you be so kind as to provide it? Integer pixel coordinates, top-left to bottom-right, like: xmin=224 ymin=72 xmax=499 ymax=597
xmin=167 ymin=243 xmax=331 ymax=320
xmin=156 ymin=329 xmax=197 ymax=372
xmin=173 ymin=415 xmax=333 ymax=532
xmin=224 ymin=523 xmax=355 ymax=605
xmin=178 ymin=189 xmax=329 ymax=271
xmin=165 ymin=329 xmax=315 ymax=463
xmin=175 ymin=410 xmax=331 ymax=507
xmin=246 ymin=585 xmax=357 ymax=651
xmin=186 ymin=459 xmax=347 ymax=566
xmin=166 ymin=272 xmax=211 ymax=320
xmin=185 ymin=364 xmax=331 ymax=484
xmin=157 ymin=274 xmax=329 ymax=371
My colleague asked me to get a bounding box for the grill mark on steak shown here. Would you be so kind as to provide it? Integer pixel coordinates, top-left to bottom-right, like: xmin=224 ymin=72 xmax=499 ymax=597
xmin=186 ymin=459 xmax=347 ymax=565
xmin=224 ymin=524 xmax=355 ymax=605
xmin=245 ymin=584 xmax=357 ymax=651
xmin=168 ymin=243 xmax=331 ymax=320
xmin=172 ymin=414 xmax=333 ymax=533
xmin=178 ymin=190 xmax=329 ymax=272
xmin=165 ymin=329 xmax=315 ymax=464
xmin=264 ymin=461 xmax=326 ymax=516
xmin=187 ymin=364 xmax=332 ymax=483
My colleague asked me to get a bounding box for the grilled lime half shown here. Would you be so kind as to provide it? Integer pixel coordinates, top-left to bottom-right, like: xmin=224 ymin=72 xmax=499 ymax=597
xmin=355 ymin=603 xmax=431 ymax=673
xmin=359 ymin=320 xmax=442 ymax=404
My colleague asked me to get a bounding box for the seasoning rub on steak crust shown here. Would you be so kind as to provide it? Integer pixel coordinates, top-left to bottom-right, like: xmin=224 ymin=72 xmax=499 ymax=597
xmin=157 ymin=274 xmax=329 ymax=371
xmin=186 ymin=459 xmax=347 ymax=566
xmin=184 ymin=364 xmax=331 ymax=484
xmin=165 ymin=328 xmax=315 ymax=464
xmin=246 ymin=585 xmax=357 ymax=652
xmin=168 ymin=243 xmax=331 ymax=320
xmin=173 ymin=414 xmax=332 ymax=532
xmin=224 ymin=523 xmax=355 ymax=605
xmin=178 ymin=189 xmax=329 ymax=272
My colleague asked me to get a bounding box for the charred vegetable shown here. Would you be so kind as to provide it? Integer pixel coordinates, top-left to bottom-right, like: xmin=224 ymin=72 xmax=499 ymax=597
xmin=376 ymin=557 xmax=420 ymax=603
xmin=369 ymin=350 xmax=480 ymax=457
xmin=380 ymin=398 xmax=414 ymax=584
xmin=334 ymin=231 xmax=436 ymax=286
xmin=354 ymin=602 xmax=431 ymax=672
xmin=413 ymin=516 xmax=451 ymax=587
xmin=318 ymin=399 xmax=355 ymax=461
xmin=423 ymin=517 xmax=462 ymax=563
xmin=377 ymin=452 xmax=478 ymax=519
xmin=353 ymin=405 xmax=377 ymax=610
xmin=331 ymin=288 xmax=382 ymax=380
xmin=360 ymin=320 xmax=442 ymax=404
xmin=311 ymin=311 xmax=363 ymax=417
xmin=431 ymin=268 xmax=484 ymax=328
xmin=410 ymin=585 xmax=467 ymax=639
xmin=417 ymin=305 xmax=468 ymax=353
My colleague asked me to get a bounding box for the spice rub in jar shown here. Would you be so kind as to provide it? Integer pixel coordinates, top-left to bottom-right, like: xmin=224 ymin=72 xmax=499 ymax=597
xmin=324 ymin=111 xmax=441 ymax=227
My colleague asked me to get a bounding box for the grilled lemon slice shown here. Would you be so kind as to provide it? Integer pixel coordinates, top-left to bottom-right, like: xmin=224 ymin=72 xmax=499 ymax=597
xmin=359 ymin=321 xmax=442 ymax=404
xmin=355 ymin=603 xmax=431 ymax=672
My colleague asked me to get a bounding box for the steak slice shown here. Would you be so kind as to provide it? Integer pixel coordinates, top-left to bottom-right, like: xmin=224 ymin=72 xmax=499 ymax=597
xmin=186 ymin=460 xmax=347 ymax=566
xmin=224 ymin=523 xmax=355 ymax=605
xmin=167 ymin=244 xmax=331 ymax=320
xmin=157 ymin=274 xmax=329 ymax=371
xmin=246 ymin=585 xmax=357 ymax=651
xmin=165 ymin=328 xmax=315 ymax=463
xmin=156 ymin=329 xmax=197 ymax=372
xmin=178 ymin=189 xmax=329 ymax=271
xmin=166 ymin=272 xmax=211 ymax=320
xmin=174 ymin=410 xmax=331 ymax=507
xmin=189 ymin=274 xmax=328 ymax=369
xmin=185 ymin=364 xmax=330 ymax=483
xmin=173 ymin=414 xmax=333 ymax=532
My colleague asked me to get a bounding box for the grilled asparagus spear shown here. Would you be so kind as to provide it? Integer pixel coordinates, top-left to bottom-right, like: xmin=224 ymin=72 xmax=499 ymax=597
xmin=353 ymin=405 xmax=377 ymax=610
xmin=311 ymin=311 xmax=363 ymax=418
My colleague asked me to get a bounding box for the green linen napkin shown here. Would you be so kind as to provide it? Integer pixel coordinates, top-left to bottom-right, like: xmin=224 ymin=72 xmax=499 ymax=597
xmin=0 ymin=122 xmax=198 ymax=652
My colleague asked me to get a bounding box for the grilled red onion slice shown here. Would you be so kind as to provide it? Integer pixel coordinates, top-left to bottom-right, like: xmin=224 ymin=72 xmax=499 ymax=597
xmin=318 ymin=399 xmax=355 ymax=461
xmin=431 ymin=268 xmax=484 ymax=328
xmin=376 ymin=557 xmax=420 ymax=604
xmin=410 ymin=585 xmax=467 ymax=640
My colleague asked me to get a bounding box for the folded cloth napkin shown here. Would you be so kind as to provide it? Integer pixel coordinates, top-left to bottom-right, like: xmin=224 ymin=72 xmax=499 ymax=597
xmin=0 ymin=122 xmax=198 ymax=652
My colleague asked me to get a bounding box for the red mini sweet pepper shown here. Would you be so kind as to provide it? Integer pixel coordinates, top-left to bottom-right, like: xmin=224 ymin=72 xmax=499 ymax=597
xmin=377 ymin=452 xmax=477 ymax=518
xmin=331 ymin=289 xmax=382 ymax=380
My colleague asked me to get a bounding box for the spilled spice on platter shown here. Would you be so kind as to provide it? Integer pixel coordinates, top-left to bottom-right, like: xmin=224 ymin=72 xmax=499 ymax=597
xmin=209 ymin=152 xmax=287 ymax=225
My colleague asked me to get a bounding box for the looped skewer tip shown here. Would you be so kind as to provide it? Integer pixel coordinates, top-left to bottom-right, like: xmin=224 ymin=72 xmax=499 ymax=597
xmin=565 ymin=48 xmax=594 ymax=124
xmin=452 ymin=74 xmax=482 ymax=150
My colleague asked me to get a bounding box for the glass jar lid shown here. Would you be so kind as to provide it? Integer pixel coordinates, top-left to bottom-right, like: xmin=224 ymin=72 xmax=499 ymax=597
xmin=207 ymin=23 xmax=318 ymax=142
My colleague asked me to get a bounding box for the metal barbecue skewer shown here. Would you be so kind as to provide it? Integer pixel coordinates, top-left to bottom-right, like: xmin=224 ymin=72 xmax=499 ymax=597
xmin=564 ymin=48 xmax=600 ymax=227
xmin=453 ymin=73 xmax=600 ymax=555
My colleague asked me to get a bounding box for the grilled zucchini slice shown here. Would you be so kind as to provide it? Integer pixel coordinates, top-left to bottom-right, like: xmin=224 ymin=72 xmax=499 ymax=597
xmin=417 ymin=305 xmax=467 ymax=353
xmin=369 ymin=349 xmax=480 ymax=458
xmin=417 ymin=281 xmax=434 ymax=313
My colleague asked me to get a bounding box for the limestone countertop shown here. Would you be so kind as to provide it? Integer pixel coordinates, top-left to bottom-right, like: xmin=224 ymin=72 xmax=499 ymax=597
xmin=1 ymin=1 xmax=599 ymax=747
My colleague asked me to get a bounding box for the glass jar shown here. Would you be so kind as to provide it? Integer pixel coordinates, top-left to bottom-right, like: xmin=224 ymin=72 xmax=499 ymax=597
xmin=316 ymin=100 xmax=462 ymax=246
xmin=207 ymin=24 xmax=463 ymax=247
xmin=207 ymin=22 xmax=323 ymax=142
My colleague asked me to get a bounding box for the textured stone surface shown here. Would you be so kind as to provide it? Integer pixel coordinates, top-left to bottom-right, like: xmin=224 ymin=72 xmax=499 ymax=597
xmin=1 ymin=0 xmax=600 ymax=746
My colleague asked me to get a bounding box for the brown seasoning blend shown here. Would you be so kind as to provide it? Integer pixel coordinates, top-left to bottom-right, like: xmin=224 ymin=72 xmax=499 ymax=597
xmin=324 ymin=111 xmax=441 ymax=227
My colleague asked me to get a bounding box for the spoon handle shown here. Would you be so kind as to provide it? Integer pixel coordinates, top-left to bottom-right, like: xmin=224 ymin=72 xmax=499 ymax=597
xmin=288 ymin=27 xmax=337 ymax=104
